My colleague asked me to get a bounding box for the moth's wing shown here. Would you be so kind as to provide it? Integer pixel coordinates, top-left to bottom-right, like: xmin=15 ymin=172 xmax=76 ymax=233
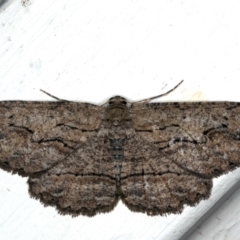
xmin=120 ymin=134 xmax=212 ymax=215
xmin=130 ymin=102 xmax=240 ymax=178
xmin=0 ymin=101 xmax=118 ymax=216
xmin=0 ymin=101 xmax=101 ymax=176
xmin=28 ymin=135 xmax=118 ymax=216
xmin=121 ymin=101 xmax=240 ymax=215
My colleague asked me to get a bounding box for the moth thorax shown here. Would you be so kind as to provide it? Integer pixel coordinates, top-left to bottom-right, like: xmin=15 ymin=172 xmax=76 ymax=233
xmin=106 ymin=107 xmax=128 ymax=125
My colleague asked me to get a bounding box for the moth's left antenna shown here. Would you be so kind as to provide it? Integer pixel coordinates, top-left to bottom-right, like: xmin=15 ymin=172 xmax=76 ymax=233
xmin=40 ymin=89 xmax=66 ymax=101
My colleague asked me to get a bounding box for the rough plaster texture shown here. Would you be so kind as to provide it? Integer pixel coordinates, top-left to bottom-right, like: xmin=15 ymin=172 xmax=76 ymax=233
xmin=1 ymin=0 xmax=240 ymax=239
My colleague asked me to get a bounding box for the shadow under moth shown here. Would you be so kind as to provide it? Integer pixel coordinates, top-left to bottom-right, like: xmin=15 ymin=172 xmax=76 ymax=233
xmin=0 ymin=81 xmax=240 ymax=216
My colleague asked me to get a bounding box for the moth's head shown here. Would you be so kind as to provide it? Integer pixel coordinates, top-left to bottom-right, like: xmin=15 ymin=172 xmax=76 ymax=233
xmin=108 ymin=96 xmax=128 ymax=107
xmin=105 ymin=96 xmax=131 ymax=125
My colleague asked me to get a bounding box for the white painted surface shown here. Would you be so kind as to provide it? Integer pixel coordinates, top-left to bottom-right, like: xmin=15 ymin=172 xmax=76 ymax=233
xmin=184 ymin=179 xmax=240 ymax=240
xmin=0 ymin=1 xmax=240 ymax=239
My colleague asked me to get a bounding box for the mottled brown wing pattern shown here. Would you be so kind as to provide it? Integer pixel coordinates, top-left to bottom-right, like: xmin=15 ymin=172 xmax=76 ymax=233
xmin=0 ymin=101 xmax=102 ymax=175
xmin=28 ymin=135 xmax=118 ymax=216
xmin=120 ymin=134 xmax=212 ymax=215
xmin=1 ymin=98 xmax=240 ymax=217
xmin=122 ymin=101 xmax=240 ymax=215
xmin=130 ymin=102 xmax=240 ymax=178
xmin=29 ymin=174 xmax=117 ymax=216
xmin=0 ymin=101 xmax=118 ymax=216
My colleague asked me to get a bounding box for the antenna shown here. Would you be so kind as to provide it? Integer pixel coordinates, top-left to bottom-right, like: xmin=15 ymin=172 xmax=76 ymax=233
xmin=133 ymin=80 xmax=184 ymax=103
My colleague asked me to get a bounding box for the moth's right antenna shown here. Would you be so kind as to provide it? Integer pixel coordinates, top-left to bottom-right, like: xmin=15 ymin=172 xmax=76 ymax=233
xmin=40 ymin=89 xmax=67 ymax=101
xmin=134 ymin=80 xmax=184 ymax=103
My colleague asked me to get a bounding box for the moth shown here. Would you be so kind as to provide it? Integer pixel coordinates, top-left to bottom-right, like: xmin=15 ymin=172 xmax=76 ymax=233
xmin=0 ymin=81 xmax=240 ymax=217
